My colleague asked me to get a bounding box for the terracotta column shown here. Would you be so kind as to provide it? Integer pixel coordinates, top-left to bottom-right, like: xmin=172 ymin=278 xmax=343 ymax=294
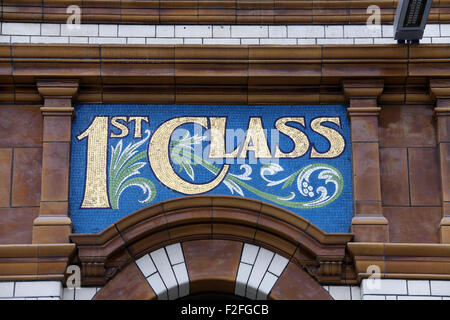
xmin=430 ymin=80 xmax=450 ymax=243
xmin=32 ymin=80 xmax=79 ymax=244
xmin=343 ymin=80 xmax=389 ymax=242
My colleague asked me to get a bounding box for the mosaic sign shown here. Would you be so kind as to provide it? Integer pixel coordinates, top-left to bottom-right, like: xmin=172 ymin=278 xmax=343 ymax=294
xmin=69 ymin=105 xmax=353 ymax=233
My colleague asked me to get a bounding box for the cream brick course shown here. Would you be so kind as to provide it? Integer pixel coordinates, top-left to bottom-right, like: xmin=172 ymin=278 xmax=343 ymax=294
xmin=0 ymin=36 xmax=10 ymax=43
xmin=344 ymin=25 xmax=381 ymax=38
xmin=260 ymin=38 xmax=296 ymax=45
xmin=0 ymin=282 xmax=14 ymax=298
xmin=213 ymin=26 xmax=231 ymax=38
xmin=397 ymin=296 xmax=442 ymax=300
xmin=351 ymin=286 xmax=361 ymax=300
xmin=288 ymin=26 xmax=324 ymax=38
xmin=362 ymin=279 xmax=407 ymax=296
xmin=442 ymin=24 xmax=450 ymax=36
xmin=203 ymin=38 xmax=240 ymax=44
xmin=41 ymin=24 xmax=60 ymax=36
xmin=2 ymin=23 xmax=40 ymax=35
xmin=128 ymin=38 xmax=146 ymax=44
xmin=269 ymin=26 xmax=287 ymax=38
xmin=432 ymin=37 xmax=450 ymax=43
xmin=325 ymin=26 xmax=343 ymax=38
xmin=89 ymin=37 xmax=126 ymax=44
xmin=317 ymin=38 xmax=353 ymax=44
xmin=146 ymin=38 xmax=183 ymax=44
xmin=30 ymin=36 xmax=68 ymax=44
xmin=329 ymin=286 xmax=351 ymax=300
xmin=374 ymin=38 xmax=397 ymax=44
xmin=14 ymin=281 xmax=62 ymax=298
xmin=382 ymin=25 xmax=394 ymax=38
xmin=70 ymin=37 xmax=89 ymax=44
xmin=11 ymin=36 xmax=30 ymax=43
xmin=354 ymin=38 xmax=374 ymax=44
xmin=232 ymin=26 xmax=268 ymax=38
xmin=297 ymin=39 xmax=316 ymax=45
xmin=430 ymin=280 xmax=450 ymax=296
xmin=61 ymin=24 xmax=98 ymax=37
xmin=157 ymin=26 xmax=175 ymax=38
xmin=119 ymin=25 xmax=155 ymax=37
xmin=407 ymin=280 xmax=431 ymax=296
xmin=241 ymin=38 xmax=259 ymax=44
xmin=176 ymin=26 xmax=212 ymax=38
xmin=75 ymin=287 xmax=97 ymax=300
xmin=0 ymin=22 xmax=449 ymax=46
xmin=362 ymin=295 xmax=386 ymax=300
xmin=184 ymin=38 xmax=203 ymax=44
xmin=99 ymin=25 xmax=118 ymax=37
xmin=423 ymin=24 xmax=440 ymax=37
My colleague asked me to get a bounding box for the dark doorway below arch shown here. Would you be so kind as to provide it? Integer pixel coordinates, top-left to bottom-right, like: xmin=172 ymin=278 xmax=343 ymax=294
xmin=178 ymin=292 xmax=250 ymax=300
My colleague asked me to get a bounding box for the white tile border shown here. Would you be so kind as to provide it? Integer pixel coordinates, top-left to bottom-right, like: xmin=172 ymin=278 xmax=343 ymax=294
xmin=1 ymin=278 xmax=450 ymax=300
xmin=14 ymin=281 xmax=62 ymax=298
xmin=135 ymin=243 xmax=189 ymax=300
xmin=235 ymin=243 xmax=289 ymax=300
xmin=0 ymin=282 xmax=14 ymax=298
xmin=0 ymin=22 xmax=448 ymax=45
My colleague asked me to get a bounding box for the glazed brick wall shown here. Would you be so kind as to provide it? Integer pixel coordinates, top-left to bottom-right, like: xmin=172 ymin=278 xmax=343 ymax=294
xmin=379 ymin=104 xmax=442 ymax=243
xmin=0 ymin=104 xmax=444 ymax=244
xmin=0 ymin=106 xmax=42 ymax=244
xmin=0 ymin=23 xmax=448 ymax=45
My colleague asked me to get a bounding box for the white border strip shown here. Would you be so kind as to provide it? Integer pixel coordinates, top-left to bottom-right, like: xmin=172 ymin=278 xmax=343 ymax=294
xmin=0 ymin=23 xmax=449 ymax=45
xmin=135 ymin=243 xmax=189 ymax=300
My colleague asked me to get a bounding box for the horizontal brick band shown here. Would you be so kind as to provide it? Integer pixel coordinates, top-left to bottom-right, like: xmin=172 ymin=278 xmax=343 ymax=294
xmin=0 ymin=22 xmax=449 ymax=45
xmin=1 ymin=0 xmax=449 ymax=26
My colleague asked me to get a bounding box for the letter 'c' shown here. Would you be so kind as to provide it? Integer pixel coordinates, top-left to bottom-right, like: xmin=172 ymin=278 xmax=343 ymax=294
xmin=148 ymin=117 xmax=230 ymax=194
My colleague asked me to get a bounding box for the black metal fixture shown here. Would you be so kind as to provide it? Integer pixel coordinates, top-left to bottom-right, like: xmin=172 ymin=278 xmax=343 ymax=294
xmin=393 ymin=0 xmax=433 ymax=44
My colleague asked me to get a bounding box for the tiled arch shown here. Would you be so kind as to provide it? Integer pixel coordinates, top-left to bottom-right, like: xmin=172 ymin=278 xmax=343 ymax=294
xmin=94 ymin=240 xmax=332 ymax=300
xmin=71 ymin=195 xmax=352 ymax=299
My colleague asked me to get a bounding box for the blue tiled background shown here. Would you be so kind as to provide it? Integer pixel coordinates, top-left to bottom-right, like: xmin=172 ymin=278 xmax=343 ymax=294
xmin=69 ymin=104 xmax=353 ymax=234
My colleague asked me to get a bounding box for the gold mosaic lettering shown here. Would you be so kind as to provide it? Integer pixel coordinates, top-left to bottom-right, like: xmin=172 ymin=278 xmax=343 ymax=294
xmin=77 ymin=116 xmax=110 ymax=208
xmin=110 ymin=116 xmax=129 ymax=138
xmin=239 ymin=117 xmax=272 ymax=158
xmin=274 ymin=117 xmax=310 ymax=158
xmin=310 ymin=117 xmax=345 ymax=158
xmin=209 ymin=117 xmax=240 ymax=158
xmin=148 ymin=117 xmax=230 ymax=194
xmin=129 ymin=116 xmax=149 ymax=138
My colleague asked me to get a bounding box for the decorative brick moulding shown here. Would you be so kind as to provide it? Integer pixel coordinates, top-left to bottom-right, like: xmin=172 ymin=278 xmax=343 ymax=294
xmin=343 ymin=79 xmax=389 ymax=243
xmin=1 ymin=43 xmax=450 ymax=288
xmin=93 ymin=240 xmax=333 ymax=300
xmin=429 ymin=79 xmax=450 ymax=244
xmin=0 ymin=244 xmax=75 ymax=281
xmin=1 ymin=0 xmax=449 ymax=25
xmin=71 ymin=196 xmax=354 ymax=287
xmin=32 ymin=80 xmax=79 ymax=244
xmin=71 ymin=195 xmax=450 ymax=298
xmin=0 ymin=44 xmax=449 ymax=105
xmin=0 ymin=23 xmax=447 ymax=45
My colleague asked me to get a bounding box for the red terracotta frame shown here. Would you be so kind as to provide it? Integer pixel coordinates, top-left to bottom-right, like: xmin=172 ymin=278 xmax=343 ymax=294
xmin=71 ymin=196 xmax=353 ymax=286
xmin=93 ymin=238 xmax=334 ymax=300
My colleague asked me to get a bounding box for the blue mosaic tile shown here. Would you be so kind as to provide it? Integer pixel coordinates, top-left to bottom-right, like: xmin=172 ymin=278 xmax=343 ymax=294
xmin=69 ymin=104 xmax=353 ymax=234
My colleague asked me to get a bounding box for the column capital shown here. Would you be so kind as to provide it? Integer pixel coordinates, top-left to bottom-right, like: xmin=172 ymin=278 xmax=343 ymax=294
xmin=33 ymin=79 xmax=78 ymax=244
xmin=344 ymin=79 xmax=387 ymax=242
xmin=429 ymin=79 xmax=450 ymax=100
xmin=342 ymin=79 xmax=384 ymax=99
xmin=347 ymin=105 xmax=382 ymax=117
xmin=430 ymin=80 xmax=450 ymax=244
xmin=435 ymin=106 xmax=450 ymax=117
xmin=36 ymin=79 xmax=79 ymax=99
